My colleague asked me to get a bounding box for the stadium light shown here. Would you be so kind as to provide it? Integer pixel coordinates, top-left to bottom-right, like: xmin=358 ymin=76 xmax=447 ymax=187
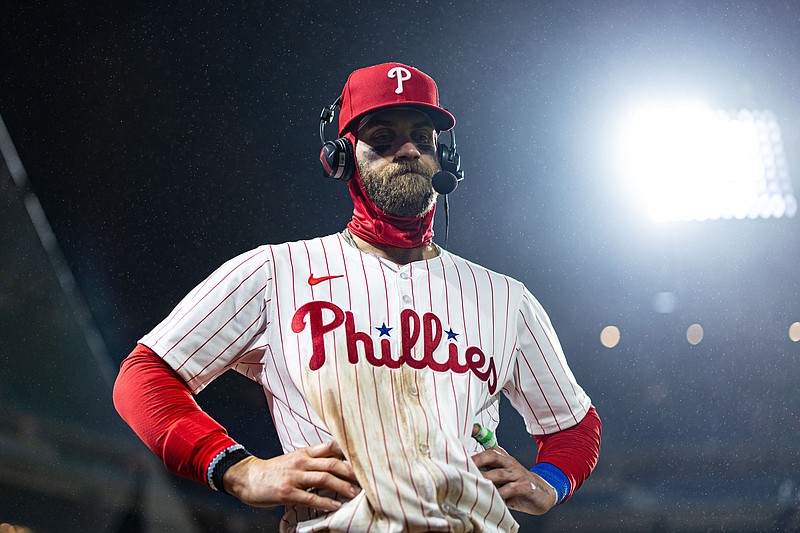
xmin=619 ymin=105 xmax=796 ymax=221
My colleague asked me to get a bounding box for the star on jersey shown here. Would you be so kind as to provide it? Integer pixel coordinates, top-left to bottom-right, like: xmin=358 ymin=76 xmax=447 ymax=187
xmin=445 ymin=328 xmax=459 ymax=341
xmin=376 ymin=322 xmax=393 ymax=337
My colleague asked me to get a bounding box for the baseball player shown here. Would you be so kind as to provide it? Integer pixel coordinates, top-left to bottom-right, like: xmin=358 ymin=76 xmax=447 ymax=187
xmin=114 ymin=62 xmax=601 ymax=532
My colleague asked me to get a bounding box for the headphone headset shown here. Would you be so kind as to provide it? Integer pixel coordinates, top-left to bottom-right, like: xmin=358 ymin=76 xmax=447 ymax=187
xmin=318 ymin=98 xmax=464 ymax=190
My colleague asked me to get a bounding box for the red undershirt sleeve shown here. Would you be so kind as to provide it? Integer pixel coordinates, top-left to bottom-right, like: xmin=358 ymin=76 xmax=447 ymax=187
xmin=534 ymin=405 xmax=602 ymax=502
xmin=112 ymin=343 xmax=238 ymax=486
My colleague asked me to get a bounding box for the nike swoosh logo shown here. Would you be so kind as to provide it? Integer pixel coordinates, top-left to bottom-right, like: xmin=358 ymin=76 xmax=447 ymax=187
xmin=308 ymin=273 xmax=344 ymax=286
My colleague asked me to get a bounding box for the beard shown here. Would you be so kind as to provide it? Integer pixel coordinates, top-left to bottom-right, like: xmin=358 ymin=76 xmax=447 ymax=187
xmin=358 ymin=156 xmax=439 ymax=218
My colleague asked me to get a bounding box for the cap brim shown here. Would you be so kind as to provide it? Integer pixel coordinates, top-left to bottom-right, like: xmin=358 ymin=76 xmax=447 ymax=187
xmin=345 ymin=103 xmax=456 ymax=134
xmin=410 ymin=103 xmax=456 ymax=132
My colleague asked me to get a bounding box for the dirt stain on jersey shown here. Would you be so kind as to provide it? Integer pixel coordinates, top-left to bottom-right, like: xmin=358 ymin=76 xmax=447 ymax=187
xmin=304 ymin=343 xmax=450 ymax=526
xmin=304 ymin=343 xmax=395 ymax=517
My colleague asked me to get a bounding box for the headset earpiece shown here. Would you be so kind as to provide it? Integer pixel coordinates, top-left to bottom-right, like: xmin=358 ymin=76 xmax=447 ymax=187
xmin=437 ymin=129 xmax=464 ymax=182
xmin=319 ymin=99 xmax=356 ymax=181
xmin=319 ymin=137 xmax=355 ymax=181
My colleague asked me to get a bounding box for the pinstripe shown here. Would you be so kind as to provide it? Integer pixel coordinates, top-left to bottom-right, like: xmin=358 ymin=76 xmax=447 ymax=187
xmin=261 ymin=344 xmax=297 ymax=450
xmin=524 ymin=294 xmax=584 ymax=402
xmin=288 ymin=243 xmax=325 ymax=442
xmin=388 ymin=375 xmax=424 ymax=531
xmin=437 ymin=254 xmax=453 ymax=466
xmin=320 ymin=239 xmax=351 ymax=454
xmin=337 ymin=238 xmax=378 ymax=533
xmin=336 ymin=234 xmax=353 ymax=309
xmin=350 ymin=259 xmax=390 ymax=532
xmin=451 ymin=257 xmax=473 ymax=437
xmin=461 ymin=262 xmax=486 ymax=518
xmin=376 ymin=258 xmax=421 ymax=529
xmin=270 ymin=245 xmax=315 ymax=448
xmin=496 ymin=280 xmax=518 ymax=390
xmin=519 ymin=310 xmax=578 ymax=426
xmin=360 ymin=249 xmax=398 ymax=519
xmin=400 ymin=271 xmax=435 ymax=532
xmin=511 ymin=361 xmax=545 ymax=430
xmin=304 ymin=240 xmax=329 ymax=431
xmin=515 ymin=334 xmax=561 ymax=430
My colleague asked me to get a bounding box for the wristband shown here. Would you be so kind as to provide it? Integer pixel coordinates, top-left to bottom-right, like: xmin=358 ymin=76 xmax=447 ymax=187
xmin=530 ymin=462 xmax=570 ymax=505
xmin=207 ymin=444 xmax=252 ymax=494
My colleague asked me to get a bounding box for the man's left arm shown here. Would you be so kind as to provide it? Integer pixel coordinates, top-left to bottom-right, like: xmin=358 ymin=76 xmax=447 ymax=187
xmin=532 ymin=404 xmax=602 ymax=503
xmin=471 ymin=406 xmax=601 ymax=514
xmin=474 ymin=287 xmax=602 ymax=515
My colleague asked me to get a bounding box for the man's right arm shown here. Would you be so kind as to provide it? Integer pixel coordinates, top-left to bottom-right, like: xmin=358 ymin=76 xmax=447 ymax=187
xmin=112 ymin=343 xmax=240 ymax=484
xmin=113 ymin=344 xmax=360 ymax=510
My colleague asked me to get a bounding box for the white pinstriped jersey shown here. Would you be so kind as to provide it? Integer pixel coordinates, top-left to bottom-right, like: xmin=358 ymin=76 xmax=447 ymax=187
xmin=141 ymin=233 xmax=591 ymax=533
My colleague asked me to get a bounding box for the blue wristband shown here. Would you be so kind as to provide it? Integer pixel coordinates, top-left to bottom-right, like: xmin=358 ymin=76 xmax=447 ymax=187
xmin=530 ymin=462 xmax=571 ymax=505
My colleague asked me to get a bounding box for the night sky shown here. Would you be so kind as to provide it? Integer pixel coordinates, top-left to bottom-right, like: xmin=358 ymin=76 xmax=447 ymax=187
xmin=3 ymin=0 xmax=800 ymax=525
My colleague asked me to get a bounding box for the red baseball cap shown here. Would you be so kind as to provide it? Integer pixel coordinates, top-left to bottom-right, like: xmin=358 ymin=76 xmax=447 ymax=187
xmin=337 ymin=62 xmax=456 ymax=136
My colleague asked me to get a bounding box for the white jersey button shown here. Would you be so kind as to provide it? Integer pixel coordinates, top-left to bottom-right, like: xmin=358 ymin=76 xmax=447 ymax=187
xmin=400 ymin=272 xmax=410 ymax=280
xmin=418 ymin=443 xmax=430 ymax=455
xmin=402 ymin=295 xmax=412 ymax=304
xmin=408 ymin=385 xmax=418 ymax=396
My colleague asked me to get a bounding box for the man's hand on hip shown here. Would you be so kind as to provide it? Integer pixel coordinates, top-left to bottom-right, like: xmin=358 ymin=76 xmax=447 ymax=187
xmin=223 ymin=440 xmax=361 ymax=511
xmin=472 ymin=446 xmax=558 ymax=515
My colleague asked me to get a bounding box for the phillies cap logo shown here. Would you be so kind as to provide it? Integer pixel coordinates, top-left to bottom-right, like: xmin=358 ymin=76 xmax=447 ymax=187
xmin=387 ymin=66 xmax=411 ymax=94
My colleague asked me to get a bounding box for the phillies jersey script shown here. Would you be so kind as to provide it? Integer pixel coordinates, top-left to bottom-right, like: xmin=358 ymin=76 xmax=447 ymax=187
xmin=140 ymin=233 xmax=591 ymax=532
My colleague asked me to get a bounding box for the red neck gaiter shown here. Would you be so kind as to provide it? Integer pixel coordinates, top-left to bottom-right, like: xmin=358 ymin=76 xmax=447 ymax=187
xmin=345 ymin=133 xmax=435 ymax=249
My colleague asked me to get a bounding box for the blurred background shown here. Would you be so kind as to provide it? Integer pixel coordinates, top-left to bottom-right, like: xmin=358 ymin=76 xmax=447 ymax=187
xmin=2 ymin=1 xmax=799 ymax=531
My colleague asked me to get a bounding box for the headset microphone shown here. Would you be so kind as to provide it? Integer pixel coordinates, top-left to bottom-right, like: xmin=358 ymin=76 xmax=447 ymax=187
xmin=432 ymin=170 xmax=458 ymax=194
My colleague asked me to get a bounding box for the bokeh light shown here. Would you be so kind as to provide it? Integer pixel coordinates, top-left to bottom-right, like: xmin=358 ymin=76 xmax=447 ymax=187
xmin=789 ymin=322 xmax=800 ymax=342
xmin=686 ymin=323 xmax=704 ymax=345
xmin=652 ymin=292 xmax=679 ymax=314
xmin=600 ymin=325 xmax=621 ymax=348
